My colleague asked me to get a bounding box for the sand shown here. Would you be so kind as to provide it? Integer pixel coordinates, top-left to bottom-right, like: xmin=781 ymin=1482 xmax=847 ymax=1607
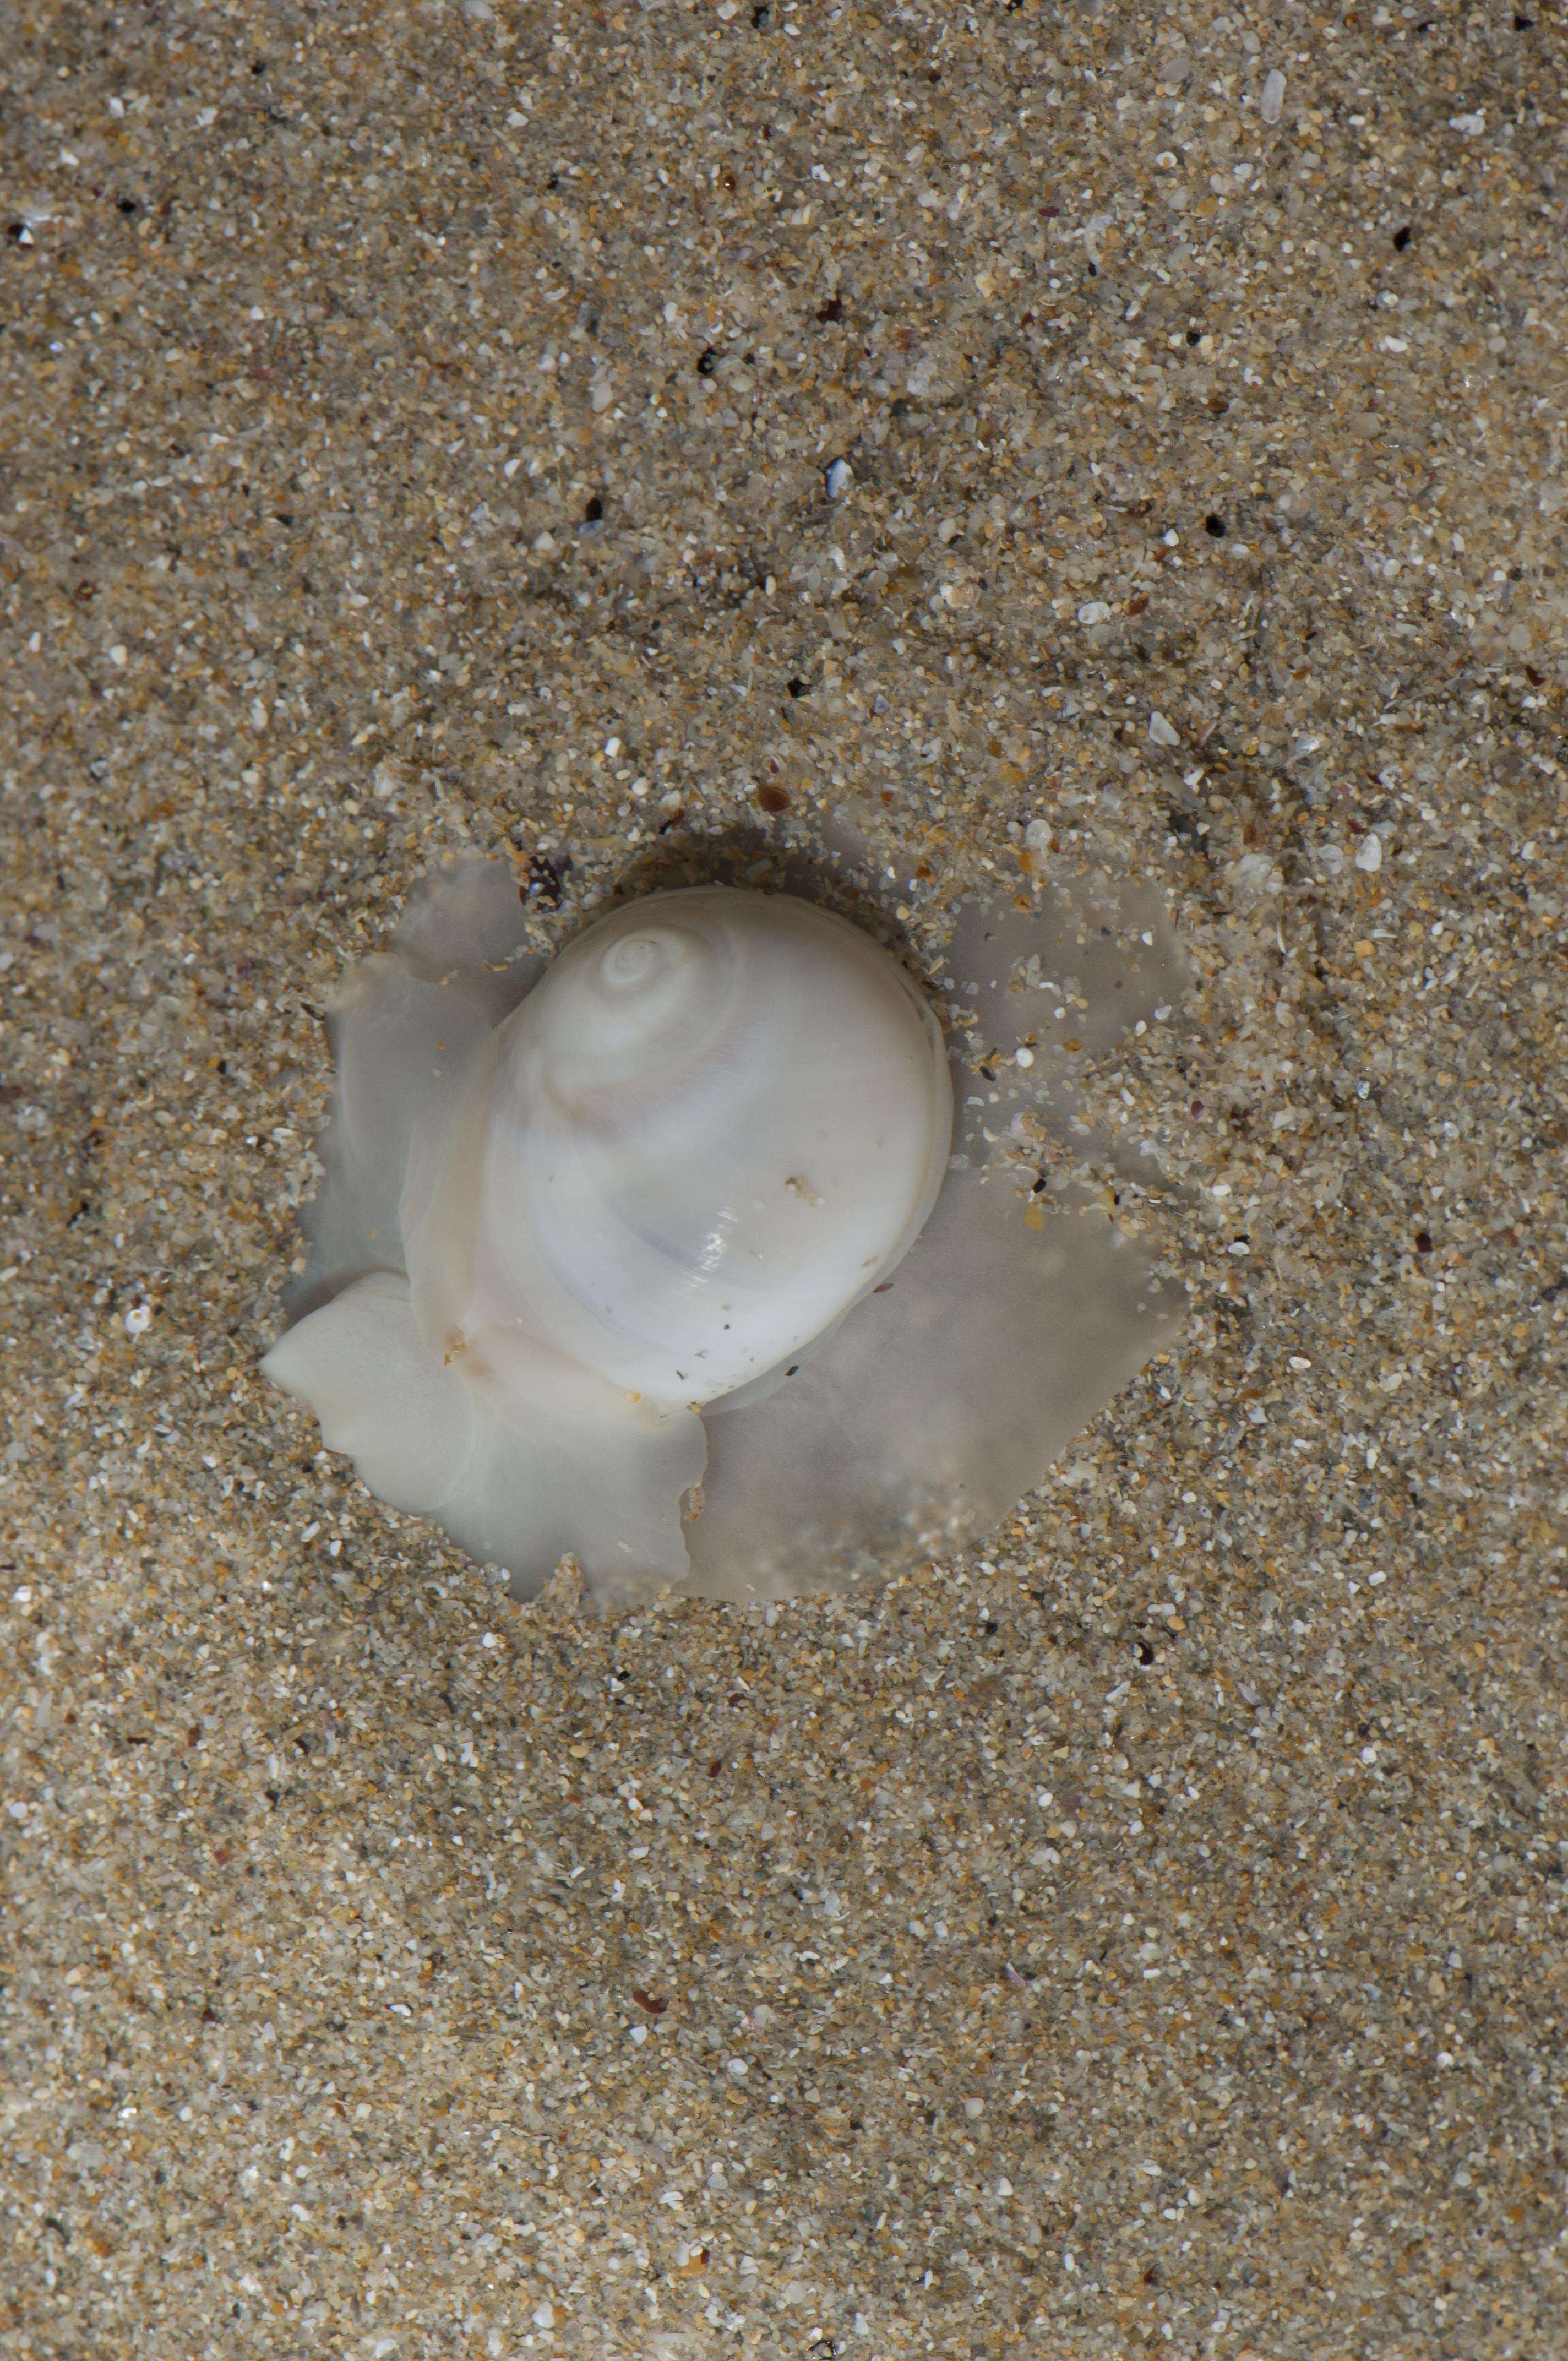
xmin=3 ymin=3 xmax=1566 ymax=2355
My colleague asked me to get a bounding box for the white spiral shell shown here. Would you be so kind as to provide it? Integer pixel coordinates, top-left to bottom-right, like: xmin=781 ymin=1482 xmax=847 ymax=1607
xmin=263 ymin=856 xmax=1184 ymax=1604
xmin=453 ymin=888 xmax=951 ymax=1405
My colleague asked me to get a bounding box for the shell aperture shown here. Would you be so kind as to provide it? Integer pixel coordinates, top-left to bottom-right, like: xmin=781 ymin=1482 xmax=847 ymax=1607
xmin=262 ymin=857 xmax=1184 ymax=1605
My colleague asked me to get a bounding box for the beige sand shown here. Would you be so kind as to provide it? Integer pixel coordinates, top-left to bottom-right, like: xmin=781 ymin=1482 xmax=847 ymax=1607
xmin=3 ymin=4 xmax=1565 ymax=2354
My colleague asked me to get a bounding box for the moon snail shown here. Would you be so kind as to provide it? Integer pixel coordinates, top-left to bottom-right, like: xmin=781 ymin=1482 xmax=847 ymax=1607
xmin=263 ymin=858 xmax=1185 ymax=1605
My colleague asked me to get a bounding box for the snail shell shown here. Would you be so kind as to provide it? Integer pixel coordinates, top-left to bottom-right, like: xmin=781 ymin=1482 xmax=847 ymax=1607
xmin=264 ymin=856 xmax=1184 ymax=1604
xmin=439 ymin=888 xmax=951 ymax=1406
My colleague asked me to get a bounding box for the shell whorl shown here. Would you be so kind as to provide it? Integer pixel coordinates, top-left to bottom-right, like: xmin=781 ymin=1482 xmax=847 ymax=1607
xmin=536 ymin=916 xmax=732 ymax=1105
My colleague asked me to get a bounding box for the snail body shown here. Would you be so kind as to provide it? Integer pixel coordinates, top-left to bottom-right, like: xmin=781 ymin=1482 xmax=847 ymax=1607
xmin=264 ymin=856 xmax=1182 ymax=1603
